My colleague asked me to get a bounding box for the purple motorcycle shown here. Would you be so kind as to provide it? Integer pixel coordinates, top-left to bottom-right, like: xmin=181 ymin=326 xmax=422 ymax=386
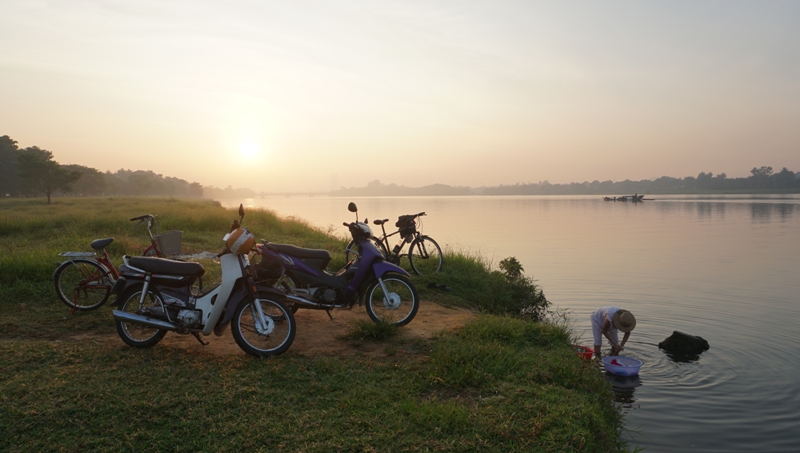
xmin=253 ymin=202 xmax=419 ymax=326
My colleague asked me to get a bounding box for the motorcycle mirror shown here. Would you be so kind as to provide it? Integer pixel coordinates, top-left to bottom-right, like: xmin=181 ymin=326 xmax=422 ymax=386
xmin=347 ymin=202 xmax=358 ymax=213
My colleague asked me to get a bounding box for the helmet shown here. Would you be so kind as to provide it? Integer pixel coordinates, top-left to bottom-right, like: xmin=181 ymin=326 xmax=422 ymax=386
xmin=227 ymin=227 xmax=255 ymax=254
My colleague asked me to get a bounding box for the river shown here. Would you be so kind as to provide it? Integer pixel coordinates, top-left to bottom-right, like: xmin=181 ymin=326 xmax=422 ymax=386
xmin=220 ymin=194 xmax=800 ymax=452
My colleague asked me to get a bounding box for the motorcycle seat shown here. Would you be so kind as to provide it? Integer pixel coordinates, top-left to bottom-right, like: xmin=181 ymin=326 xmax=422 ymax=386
xmin=269 ymin=244 xmax=331 ymax=261
xmin=127 ymin=256 xmax=205 ymax=277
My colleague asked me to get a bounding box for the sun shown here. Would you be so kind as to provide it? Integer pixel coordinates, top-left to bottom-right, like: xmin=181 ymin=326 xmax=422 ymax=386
xmin=239 ymin=142 xmax=260 ymax=159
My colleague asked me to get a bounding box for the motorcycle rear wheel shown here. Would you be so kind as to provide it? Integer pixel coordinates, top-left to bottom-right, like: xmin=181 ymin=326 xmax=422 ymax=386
xmin=364 ymin=274 xmax=419 ymax=327
xmin=231 ymin=292 xmax=296 ymax=357
xmin=115 ymin=285 xmax=168 ymax=348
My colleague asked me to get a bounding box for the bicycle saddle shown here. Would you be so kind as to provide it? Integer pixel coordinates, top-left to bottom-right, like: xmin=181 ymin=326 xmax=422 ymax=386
xmin=373 ymin=219 xmax=389 ymax=226
xmin=91 ymin=238 xmax=114 ymax=250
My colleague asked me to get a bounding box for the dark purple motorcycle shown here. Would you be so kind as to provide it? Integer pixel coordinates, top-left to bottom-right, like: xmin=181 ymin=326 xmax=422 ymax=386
xmin=253 ymin=202 xmax=419 ymax=326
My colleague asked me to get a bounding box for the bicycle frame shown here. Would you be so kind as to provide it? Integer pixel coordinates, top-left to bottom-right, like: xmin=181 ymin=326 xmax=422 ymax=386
xmin=55 ymin=214 xmax=172 ymax=313
xmin=375 ymin=221 xmax=420 ymax=257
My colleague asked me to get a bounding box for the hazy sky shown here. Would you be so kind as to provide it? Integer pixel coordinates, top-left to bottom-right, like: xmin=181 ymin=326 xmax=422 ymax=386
xmin=2 ymin=1 xmax=799 ymax=192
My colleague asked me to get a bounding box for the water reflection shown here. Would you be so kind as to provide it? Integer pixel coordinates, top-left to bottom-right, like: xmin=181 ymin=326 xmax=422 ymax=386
xmin=662 ymin=350 xmax=703 ymax=363
xmin=694 ymin=201 xmax=724 ymax=220
xmin=646 ymin=195 xmax=799 ymax=223
xmin=750 ymin=202 xmax=797 ymax=222
xmin=605 ymin=373 xmax=642 ymax=408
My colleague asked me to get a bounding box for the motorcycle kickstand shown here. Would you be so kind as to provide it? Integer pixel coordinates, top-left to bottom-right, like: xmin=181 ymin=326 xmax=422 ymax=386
xmin=325 ymin=309 xmax=334 ymax=320
xmin=192 ymin=332 xmax=209 ymax=346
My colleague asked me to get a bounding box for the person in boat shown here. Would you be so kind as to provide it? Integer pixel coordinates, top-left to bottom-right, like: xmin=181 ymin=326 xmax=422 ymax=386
xmin=590 ymin=307 xmax=636 ymax=358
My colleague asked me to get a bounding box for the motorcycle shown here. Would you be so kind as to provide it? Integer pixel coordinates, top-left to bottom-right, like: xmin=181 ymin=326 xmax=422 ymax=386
xmin=110 ymin=204 xmax=296 ymax=357
xmin=254 ymin=202 xmax=419 ymax=326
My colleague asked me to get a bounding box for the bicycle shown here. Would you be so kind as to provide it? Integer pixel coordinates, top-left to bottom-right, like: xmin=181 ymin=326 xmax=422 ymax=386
xmin=53 ymin=214 xmax=181 ymax=313
xmin=344 ymin=212 xmax=442 ymax=275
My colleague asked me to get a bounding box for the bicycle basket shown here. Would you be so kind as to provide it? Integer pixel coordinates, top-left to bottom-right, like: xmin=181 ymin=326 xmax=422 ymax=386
xmin=156 ymin=230 xmax=183 ymax=256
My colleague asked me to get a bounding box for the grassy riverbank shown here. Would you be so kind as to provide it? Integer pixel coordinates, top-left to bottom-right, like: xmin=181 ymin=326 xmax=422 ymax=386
xmin=0 ymin=197 xmax=626 ymax=452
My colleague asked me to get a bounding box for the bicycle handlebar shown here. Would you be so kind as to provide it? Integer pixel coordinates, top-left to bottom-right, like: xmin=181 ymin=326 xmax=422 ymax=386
xmin=129 ymin=214 xmax=154 ymax=222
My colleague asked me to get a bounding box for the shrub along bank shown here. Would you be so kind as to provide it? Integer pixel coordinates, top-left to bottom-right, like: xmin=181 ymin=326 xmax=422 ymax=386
xmin=0 ymin=197 xmax=627 ymax=452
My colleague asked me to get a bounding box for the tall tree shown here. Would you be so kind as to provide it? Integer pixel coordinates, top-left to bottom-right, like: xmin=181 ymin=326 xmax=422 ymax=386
xmin=0 ymin=135 xmax=22 ymax=196
xmin=64 ymin=164 xmax=108 ymax=195
xmin=17 ymin=147 xmax=81 ymax=204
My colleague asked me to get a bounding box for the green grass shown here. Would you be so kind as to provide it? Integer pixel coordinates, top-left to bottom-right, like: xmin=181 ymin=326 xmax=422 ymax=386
xmin=0 ymin=197 xmax=628 ymax=452
xmin=342 ymin=318 xmax=400 ymax=341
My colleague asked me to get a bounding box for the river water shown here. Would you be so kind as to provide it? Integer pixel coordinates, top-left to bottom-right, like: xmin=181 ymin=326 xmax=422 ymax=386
xmin=220 ymin=194 xmax=800 ymax=452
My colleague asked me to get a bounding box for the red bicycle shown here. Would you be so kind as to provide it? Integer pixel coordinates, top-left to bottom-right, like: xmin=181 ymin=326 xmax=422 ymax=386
xmin=53 ymin=214 xmax=182 ymax=313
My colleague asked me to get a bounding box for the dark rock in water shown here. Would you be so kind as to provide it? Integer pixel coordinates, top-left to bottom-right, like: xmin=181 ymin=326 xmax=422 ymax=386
xmin=659 ymin=331 xmax=710 ymax=355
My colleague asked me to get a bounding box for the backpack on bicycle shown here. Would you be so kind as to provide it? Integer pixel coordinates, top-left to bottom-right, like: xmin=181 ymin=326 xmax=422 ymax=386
xmin=396 ymin=215 xmax=417 ymax=242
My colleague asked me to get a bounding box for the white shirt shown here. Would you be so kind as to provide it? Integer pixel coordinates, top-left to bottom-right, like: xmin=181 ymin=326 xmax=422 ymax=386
xmin=591 ymin=306 xmax=621 ymax=333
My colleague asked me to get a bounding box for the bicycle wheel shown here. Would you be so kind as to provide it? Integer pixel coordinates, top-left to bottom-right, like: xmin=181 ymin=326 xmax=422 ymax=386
xmin=231 ymin=292 xmax=296 ymax=357
xmin=364 ymin=274 xmax=419 ymax=326
xmin=345 ymin=238 xmax=388 ymax=262
xmin=114 ymin=285 xmax=168 ymax=348
xmin=408 ymin=235 xmax=443 ymax=275
xmin=53 ymin=259 xmax=113 ymax=311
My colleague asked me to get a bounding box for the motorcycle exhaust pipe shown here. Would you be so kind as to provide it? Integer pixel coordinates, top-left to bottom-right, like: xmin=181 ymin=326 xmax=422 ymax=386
xmin=112 ymin=310 xmax=178 ymax=331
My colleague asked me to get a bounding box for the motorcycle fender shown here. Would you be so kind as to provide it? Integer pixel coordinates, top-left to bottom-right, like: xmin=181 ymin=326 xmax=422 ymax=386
xmin=109 ymin=277 xmax=136 ymax=307
xmin=218 ymin=285 xmax=287 ymax=327
xmin=371 ymin=261 xmax=410 ymax=279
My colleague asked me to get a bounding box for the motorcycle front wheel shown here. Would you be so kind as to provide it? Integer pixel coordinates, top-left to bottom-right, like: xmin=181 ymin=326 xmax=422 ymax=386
xmin=364 ymin=274 xmax=419 ymax=327
xmin=115 ymin=285 xmax=168 ymax=348
xmin=231 ymin=292 xmax=296 ymax=357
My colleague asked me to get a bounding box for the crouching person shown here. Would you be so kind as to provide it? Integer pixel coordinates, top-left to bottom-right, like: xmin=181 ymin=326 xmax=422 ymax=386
xmin=590 ymin=306 xmax=636 ymax=359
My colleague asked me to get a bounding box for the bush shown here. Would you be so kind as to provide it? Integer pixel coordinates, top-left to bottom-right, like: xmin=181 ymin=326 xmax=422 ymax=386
xmin=496 ymin=257 xmax=550 ymax=321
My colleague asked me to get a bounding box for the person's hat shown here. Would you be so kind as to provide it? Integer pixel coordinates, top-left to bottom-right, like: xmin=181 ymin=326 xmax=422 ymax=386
xmin=612 ymin=310 xmax=636 ymax=332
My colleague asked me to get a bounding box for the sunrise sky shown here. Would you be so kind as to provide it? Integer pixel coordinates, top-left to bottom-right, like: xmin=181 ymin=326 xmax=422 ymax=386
xmin=2 ymin=1 xmax=799 ymax=192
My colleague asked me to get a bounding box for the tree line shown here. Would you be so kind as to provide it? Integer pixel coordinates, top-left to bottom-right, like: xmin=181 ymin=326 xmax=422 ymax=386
xmin=482 ymin=166 xmax=800 ymax=195
xmin=1 ymin=135 xmax=204 ymax=203
xmin=331 ymin=180 xmax=474 ymax=197
xmin=329 ymin=167 xmax=800 ymax=197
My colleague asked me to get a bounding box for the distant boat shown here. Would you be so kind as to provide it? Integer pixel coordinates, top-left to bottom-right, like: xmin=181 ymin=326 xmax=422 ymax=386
xmin=603 ymin=195 xmax=647 ymax=202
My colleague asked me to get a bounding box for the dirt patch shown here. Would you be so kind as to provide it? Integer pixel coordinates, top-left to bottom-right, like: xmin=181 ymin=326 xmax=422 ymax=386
xmin=85 ymin=302 xmax=477 ymax=358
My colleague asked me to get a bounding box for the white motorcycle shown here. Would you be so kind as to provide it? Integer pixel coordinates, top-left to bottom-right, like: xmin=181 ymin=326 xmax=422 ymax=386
xmin=110 ymin=205 xmax=295 ymax=357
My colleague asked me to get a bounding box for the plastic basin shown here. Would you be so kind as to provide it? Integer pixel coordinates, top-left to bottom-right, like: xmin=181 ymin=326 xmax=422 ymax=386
xmin=602 ymin=356 xmax=642 ymax=376
xmin=573 ymin=345 xmax=594 ymax=360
